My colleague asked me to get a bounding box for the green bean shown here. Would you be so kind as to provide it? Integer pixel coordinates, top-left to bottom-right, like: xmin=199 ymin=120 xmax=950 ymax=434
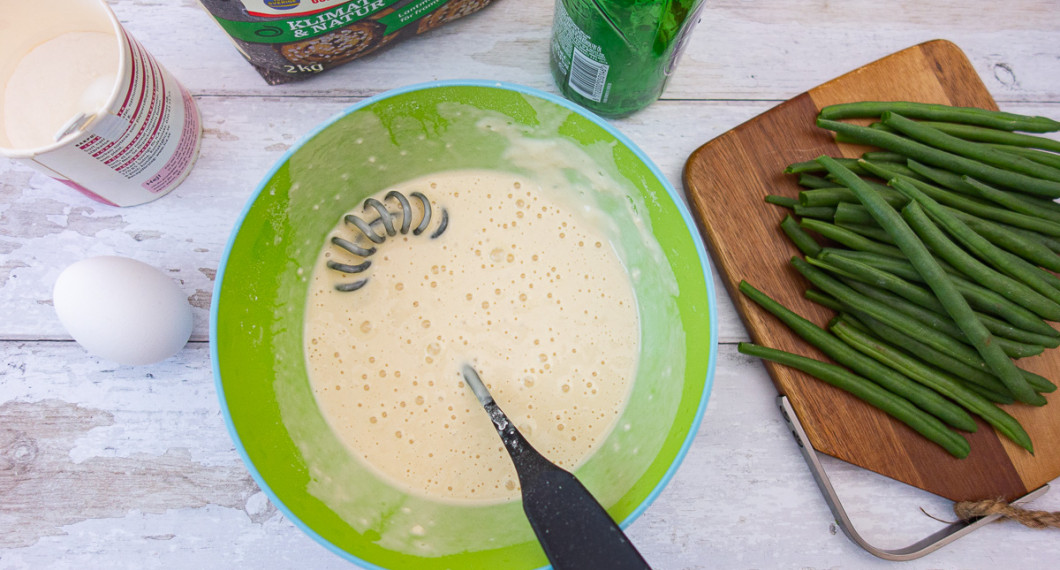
xmin=1023 ymin=370 xmax=1057 ymax=393
xmin=808 ymin=255 xmax=936 ymax=306
xmin=857 ymin=280 xmax=1052 ymax=355
xmin=811 ymin=253 xmax=1060 ymax=348
xmin=830 ymin=319 xmax=1033 ymax=452
xmin=845 ymin=311 xmax=1016 ymax=402
xmin=833 ymin=312 xmax=872 ymax=333
xmin=823 ymin=248 xmax=1059 ymax=337
xmin=832 ymin=175 xmax=900 ymax=198
xmin=794 ymin=256 xmax=988 ymax=373
xmin=893 ymin=179 xmax=1060 ymax=306
xmin=848 ymin=309 xmax=1055 ymax=395
xmin=836 ymin=221 xmax=895 ymax=244
xmin=817 ymin=156 xmax=1043 ymax=405
xmin=817 ymin=101 xmax=1060 ymax=133
xmin=797 ymin=174 xmax=837 ymax=189
xmin=960 ymin=382 xmax=1019 ymax=405
xmin=838 ymin=158 xmax=929 ymax=184
xmin=780 ymin=215 xmax=822 ymax=257
xmin=814 ymin=174 xmax=907 ymax=208
xmin=834 ymin=195 xmax=1060 ymax=272
xmin=881 ymin=112 xmax=1060 ymax=183
xmin=869 ymin=122 xmax=899 ymax=134
xmin=799 ymin=187 xmax=851 ymax=207
xmin=765 ymin=195 xmax=798 ymax=209
xmin=907 ymin=160 xmax=1060 ymax=220
xmin=862 ymin=158 xmax=932 ymax=182
xmin=737 ymin=341 xmax=970 ymax=458
xmin=860 ymin=159 xmax=980 ymax=202
xmin=738 ymin=280 xmax=978 ymax=432
xmin=975 ymin=314 xmax=1060 ymax=348
xmin=800 ymin=186 xmax=904 ymax=208
xmin=988 ymin=144 xmax=1060 ymax=171
xmin=786 ymin=157 xmax=866 ymax=175
xmin=816 ymin=118 xmax=1060 ymax=198
xmin=961 ymin=175 xmax=1060 ymax=224
xmin=954 ymin=210 xmax=1060 ymax=272
xmin=800 ymin=218 xmax=905 ymax=258
xmin=834 ymin=202 xmax=876 ymax=225
xmin=839 ymin=277 xmax=1044 ymax=358
xmin=862 ymin=151 xmax=908 ymax=162
xmin=996 ymin=221 xmax=1060 ymax=254
xmin=903 ymin=158 xmax=981 ymax=195
xmin=806 ymin=289 xmax=844 ymax=311
xmin=819 ymin=248 xmax=937 ymax=280
xmin=793 ymin=205 xmax=837 ymax=220
xmin=899 ymin=199 xmax=1060 ymax=321
xmin=915 ymin=121 xmax=1060 ymax=153
xmin=971 ymin=231 xmax=1060 ymax=297
xmin=859 ymin=160 xmax=1060 ymax=236
xmin=896 ymin=204 xmax=1047 ymax=404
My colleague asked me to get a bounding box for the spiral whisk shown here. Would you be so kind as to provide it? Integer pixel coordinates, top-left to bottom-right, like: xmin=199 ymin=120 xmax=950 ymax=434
xmin=328 ymin=190 xmax=449 ymax=292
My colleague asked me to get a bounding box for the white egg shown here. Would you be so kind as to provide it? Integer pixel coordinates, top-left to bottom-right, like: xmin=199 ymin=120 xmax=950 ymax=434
xmin=53 ymin=256 xmax=193 ymax=366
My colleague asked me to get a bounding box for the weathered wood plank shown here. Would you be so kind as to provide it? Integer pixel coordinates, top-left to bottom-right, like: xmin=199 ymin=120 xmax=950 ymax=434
xmin=0 ymin=97 xmax=762 ymax=343
xmin=0 ymin=343 xmax=253 ymax=548
xmin=2 ymin=342 xmax=1059 ymax=568
xmin=104 ymin=1 xmax=1060 ymax=102
xmin=2 ymin=1 xmax=1060 ymax=567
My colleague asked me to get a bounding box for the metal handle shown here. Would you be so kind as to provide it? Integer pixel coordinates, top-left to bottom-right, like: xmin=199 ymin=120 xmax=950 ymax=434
xmin=778 ymin=395 xmax=1050 ymax=561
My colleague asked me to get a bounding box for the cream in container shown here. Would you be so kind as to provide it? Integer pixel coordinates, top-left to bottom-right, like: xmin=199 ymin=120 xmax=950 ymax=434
xmin=0 ymin=0 xmax=202 ymax=207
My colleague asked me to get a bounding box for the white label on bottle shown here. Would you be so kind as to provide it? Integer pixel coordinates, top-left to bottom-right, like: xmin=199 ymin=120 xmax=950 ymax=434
xmin=551 ymin=1 xmax=610 ymax=102
xmin=569 ymin=47 xmax=608 ymax=102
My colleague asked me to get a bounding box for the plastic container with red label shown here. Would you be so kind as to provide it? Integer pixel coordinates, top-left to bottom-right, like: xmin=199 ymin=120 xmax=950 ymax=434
xmin=0 ymin=0 xmax=202 ymax=207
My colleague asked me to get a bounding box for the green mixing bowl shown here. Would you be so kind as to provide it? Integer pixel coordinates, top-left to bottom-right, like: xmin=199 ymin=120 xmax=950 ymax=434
xmin=211 ymin=80 xmax=717 ymax=569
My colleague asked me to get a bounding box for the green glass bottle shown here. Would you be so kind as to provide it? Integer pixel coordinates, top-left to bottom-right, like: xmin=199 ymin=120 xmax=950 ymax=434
xmin=549 ymin=0 xmax=706 ymax=118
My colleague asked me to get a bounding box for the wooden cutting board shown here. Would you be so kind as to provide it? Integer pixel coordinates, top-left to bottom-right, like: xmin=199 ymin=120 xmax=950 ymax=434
xmin=684 ymin=40 xmax=1060 ymax=502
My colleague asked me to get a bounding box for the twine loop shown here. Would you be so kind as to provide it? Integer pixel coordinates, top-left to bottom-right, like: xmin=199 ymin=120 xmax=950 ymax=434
xmin=954 ymin=498 xmax=1060 ymax=529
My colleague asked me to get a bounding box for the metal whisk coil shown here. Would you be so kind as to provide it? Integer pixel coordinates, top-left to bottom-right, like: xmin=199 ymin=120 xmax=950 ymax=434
xmin=328 ymin=191 xmax=448 ymax=292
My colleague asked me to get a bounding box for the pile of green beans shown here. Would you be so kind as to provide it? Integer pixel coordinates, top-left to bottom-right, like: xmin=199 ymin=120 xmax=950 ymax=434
xmin=748 ymin=101 xmax=1060 ymax=457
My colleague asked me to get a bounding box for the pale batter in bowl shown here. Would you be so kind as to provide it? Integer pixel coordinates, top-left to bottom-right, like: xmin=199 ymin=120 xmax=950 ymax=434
xmin=304 ymin=169 xmax=639 ymax=503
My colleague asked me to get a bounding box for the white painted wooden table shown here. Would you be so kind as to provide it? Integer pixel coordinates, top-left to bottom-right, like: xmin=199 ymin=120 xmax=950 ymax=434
xmin=2 ymin=1 xmax=1059 ymax=568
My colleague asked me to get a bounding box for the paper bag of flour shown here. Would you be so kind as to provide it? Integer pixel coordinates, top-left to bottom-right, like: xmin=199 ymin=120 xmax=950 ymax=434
xmin=198 ymin=0 xmax=499 ymax=85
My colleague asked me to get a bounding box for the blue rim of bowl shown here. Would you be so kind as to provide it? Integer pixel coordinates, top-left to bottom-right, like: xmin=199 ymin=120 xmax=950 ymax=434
xmin=210 ymin=79 xmax=718 ymax=569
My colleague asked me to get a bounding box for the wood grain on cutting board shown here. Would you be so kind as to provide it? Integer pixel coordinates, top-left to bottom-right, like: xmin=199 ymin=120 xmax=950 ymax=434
xmin=684 ymin=40 xmax=1060 ymax=502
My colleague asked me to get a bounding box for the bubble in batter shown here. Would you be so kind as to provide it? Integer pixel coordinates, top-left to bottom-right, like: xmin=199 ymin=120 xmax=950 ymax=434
xmin=304 ymin=170 xmax=638 ymax=503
